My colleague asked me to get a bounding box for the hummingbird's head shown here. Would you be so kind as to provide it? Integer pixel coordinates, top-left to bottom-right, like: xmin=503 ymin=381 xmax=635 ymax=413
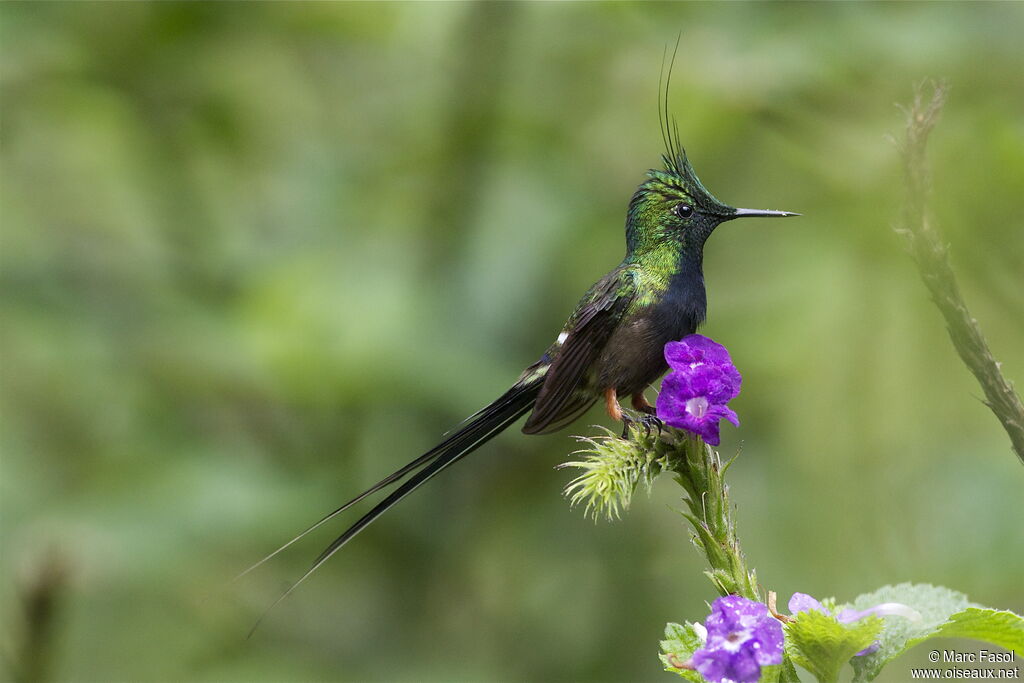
xmin=627 ymin=44 xmax=799 ymax=259
xmin=625 ymin=149 xmax=798 ymax=258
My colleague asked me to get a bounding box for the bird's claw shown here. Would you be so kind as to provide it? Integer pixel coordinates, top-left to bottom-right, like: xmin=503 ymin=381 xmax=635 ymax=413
xmin=620 ymin=412 xmax=664 ymax=439
xmin=639 ymin=414 xmax=664 ymax=437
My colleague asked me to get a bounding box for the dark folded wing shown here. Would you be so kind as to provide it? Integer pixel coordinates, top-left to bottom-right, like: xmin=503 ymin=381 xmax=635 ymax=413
xmin=522 ymin=268 xmax=636 ymax=434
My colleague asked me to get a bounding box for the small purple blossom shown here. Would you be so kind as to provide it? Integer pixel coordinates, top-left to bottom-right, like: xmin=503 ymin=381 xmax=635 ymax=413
xmin=853 ymin=641 xmax=881 ymax=656
xmin=657 ymin=335 xmax=742 ymax=446
xmin=665 ymin=333 xmax=735 ymax=368
xmin=788 ymin=593 xmax=827 ymax=616
xmin=789 ymin=593 xmax=921 ymax=657
xmin=692 ymin=596 xmax=784 ymax=683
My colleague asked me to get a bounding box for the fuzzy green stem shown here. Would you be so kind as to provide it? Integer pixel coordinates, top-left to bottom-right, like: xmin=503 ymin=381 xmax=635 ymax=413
xmin=562 ymin=425 xmax=760 ymax=599
xmin=660 ymin=432 xmax=803 ymax=682
xmin=563 ymin=426 xmax=797 ymax=681
xmin=895 ymin=81 xmax=1024 ymax=465
xmin=658 ymin=430 xmax=760 ymax=601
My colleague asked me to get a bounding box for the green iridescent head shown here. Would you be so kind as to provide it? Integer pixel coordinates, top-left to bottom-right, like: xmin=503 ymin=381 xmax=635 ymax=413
xmin=625 ymin=149 xmax=798 ymax=257
xmin=622 ymin=148 xmax=798 ymax=258
xmin=624 ymin=44 xmax=798 ymax=258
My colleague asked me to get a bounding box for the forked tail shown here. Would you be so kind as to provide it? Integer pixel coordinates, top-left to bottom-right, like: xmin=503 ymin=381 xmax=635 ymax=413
xmin=244 ymin=377 xmax=542 ymax=634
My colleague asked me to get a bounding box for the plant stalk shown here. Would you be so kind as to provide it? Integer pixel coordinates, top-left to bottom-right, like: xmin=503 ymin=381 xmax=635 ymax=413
xmin=895 ymin=81 xmax=1024 ymax=464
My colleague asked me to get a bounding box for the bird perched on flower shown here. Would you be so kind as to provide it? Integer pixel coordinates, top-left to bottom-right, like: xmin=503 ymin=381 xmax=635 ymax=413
xmin=244 ymin=74 xmax=797 ymax=613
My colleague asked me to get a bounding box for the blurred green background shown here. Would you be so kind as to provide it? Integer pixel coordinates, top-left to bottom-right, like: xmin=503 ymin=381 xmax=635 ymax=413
xmin=2 ymin=2 xmax=1022 ymax=682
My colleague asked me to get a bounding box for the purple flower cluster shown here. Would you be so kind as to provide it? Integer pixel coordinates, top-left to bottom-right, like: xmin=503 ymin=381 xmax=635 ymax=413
xmin=656 ymin=335 xmax=742 ymax=445
xmin=692 ymin=596 xmax=784 ymax=683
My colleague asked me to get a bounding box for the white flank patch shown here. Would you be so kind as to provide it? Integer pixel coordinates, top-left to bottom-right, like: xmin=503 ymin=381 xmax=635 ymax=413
xmin=556 ymin=331 xmax=568 ymax=344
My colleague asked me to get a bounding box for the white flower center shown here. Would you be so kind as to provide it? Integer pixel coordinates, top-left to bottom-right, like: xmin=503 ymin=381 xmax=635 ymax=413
xmin=722 ymin=628 xmax=751 ymax=652
xmin=685 ymin=396 xmax=709 ymax=419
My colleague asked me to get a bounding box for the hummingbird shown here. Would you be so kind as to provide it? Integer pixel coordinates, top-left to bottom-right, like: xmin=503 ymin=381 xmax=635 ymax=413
xmin=245 ymin=94 xmax=797 ymax=621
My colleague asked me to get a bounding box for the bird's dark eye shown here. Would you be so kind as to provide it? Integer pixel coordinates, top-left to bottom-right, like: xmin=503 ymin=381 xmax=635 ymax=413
xmin=674 ymin=203 xmax=694 ymax=218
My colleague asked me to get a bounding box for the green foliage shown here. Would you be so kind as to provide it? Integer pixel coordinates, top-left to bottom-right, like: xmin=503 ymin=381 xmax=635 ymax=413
xmin=785 ymin=610 xmax=883 ymax=683
xmin=563 ymin=427 xmax=760 ymax=600
xmin=920 ymin=608 xmax=1024 ymax=654
xmin=577 ymin=437 xmax=1022 ymax=683
xmin=3 ymin=3 xmax=1023 ymax=681
xmin=561 ymin=426 xmax=665 ymax=520
xmin=848 ymin=584 xmax=1024 ymax=682
xmin=660 ymin=622 xmax=706 ymax=682
xmin=670 ymin=440 xmax=759 ymax=602
xmin=662 ymin=583 xmax=1021 ymax=683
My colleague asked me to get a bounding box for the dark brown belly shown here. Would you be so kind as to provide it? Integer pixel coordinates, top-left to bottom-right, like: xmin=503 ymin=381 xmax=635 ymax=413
xmin=593 ymin=315 xmax=673 ymax=396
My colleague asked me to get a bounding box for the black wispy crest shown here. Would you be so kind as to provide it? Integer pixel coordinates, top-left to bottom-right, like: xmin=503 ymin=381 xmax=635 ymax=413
xmin=658 ymin=34 xmax=688 ymax=178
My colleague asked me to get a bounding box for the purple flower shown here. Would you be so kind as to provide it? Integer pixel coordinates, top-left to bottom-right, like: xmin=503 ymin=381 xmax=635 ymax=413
xmin=692 ymin=596 xmax=784 ymax=683
xmin=665 ymin=334 xmax=735 ymax=368
xmin=657 ymin=335 xmax=742 ymax=446
xmin=788 ymin=592 xmax=827 ymax=616
xmin=788 ymin=593 xmax=921 ymax=657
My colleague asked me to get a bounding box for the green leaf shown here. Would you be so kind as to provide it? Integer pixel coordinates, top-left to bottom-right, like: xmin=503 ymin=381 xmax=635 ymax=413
xmin=659 ymin=622 xmax=705 ymax=682
xmin=778 ymin=657 xmax=802 ymax=683
xmin=785 ymin=609 xmax=883 ymax=683
xmin=757 ymin=659 xmax=807 ymax=683
xmin=758 ymin=664 xmax=782 ymax=683
xmin=847 ymin=584 xmax=1024 ymax=682
xmin=920 ymin=607 xmax=1024 ymax=653
xmin=847 ymin=583 xmax=969 ymax=682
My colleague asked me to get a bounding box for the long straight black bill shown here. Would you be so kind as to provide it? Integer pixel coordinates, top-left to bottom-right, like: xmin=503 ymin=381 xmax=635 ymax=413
xmin=731 ymin=207 xmax=801 ymax=218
